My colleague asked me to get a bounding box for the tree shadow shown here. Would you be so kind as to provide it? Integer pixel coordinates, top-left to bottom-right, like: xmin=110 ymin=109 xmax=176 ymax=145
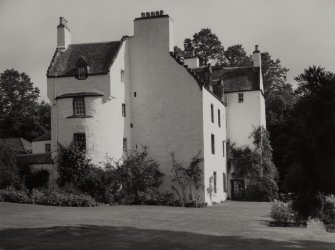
xmin=1 ymin=225 xmax=335 ymax=250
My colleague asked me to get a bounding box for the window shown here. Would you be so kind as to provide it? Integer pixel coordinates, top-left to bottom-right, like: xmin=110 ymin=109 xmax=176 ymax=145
xmin=211 ymin=104 xmax=214 ymax=123
xmin=77 ymin=66 xmax=88 ymax=80
xmin=73 ymin=97 xmax=85 ymax=116
xmin=122 ymin=103 xmax=126 ymax=117
xmin=222 ymin=141 xmax=225 ymax=157
xmin=121 ymin=69 xmax=125 ymax=82
xmin=123 ymin=138 xmax=127 ymax=152
xmin=218 ymin=109 xmax=221 ymax=127
xmin=238 ymin=93 xmax=244 ymax=103
xmin=213 ymin=171 xmax=217 ymax=193
xmin=223 ymin=173 xmax=227 ymax=192
xmin=130 ymin=123 xmax=133 ymax=128
xmin=74 ymin=133 xmax=86 ymax=150
xmin=134 ymin=92 xmax=136 ymax=97
xmin=45 ymin=143 xmax=51 ymax=153
xmin=211 ymin=134 xmax=215 ymax=154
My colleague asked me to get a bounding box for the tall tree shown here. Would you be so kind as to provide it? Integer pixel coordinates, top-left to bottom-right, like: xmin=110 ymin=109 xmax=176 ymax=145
xmin=184 ymin=28 xmax=224 ymax=66
xmin=0 ymin=69 xmax=50 ymax=141
xmin=221 ymin=44 xmax=253 ymax=67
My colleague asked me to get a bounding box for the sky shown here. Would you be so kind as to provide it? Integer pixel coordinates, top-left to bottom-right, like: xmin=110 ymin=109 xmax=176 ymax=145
xmin=0 ymin=0 xmax=334 ymax=102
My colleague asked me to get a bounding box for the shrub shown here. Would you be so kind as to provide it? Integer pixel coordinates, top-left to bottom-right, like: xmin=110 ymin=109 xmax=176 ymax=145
xmin=30 ymin=189 xmax=46 ymax=204
xmin=244 ymin=177 xmax=278 ymax=201
xmin=41 ymin=191 xmax=97 ymax=207
xmin=291 ymin=193 xmax=324 ymax=221
xmin=321 ymin=195 xmax=335 ymax=232
xmin=270 ymin=202 xmax=297 ymax=226
xmin=0 ymin=187 xmax=30 ymax=203
xmin=0 ymin=141 xmax=20 ymax=189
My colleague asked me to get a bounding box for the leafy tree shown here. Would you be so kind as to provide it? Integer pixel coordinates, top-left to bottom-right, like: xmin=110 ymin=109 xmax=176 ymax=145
xmin=227 ymin=127 xmax=278 ymax=201
xmin=0 ymin=140 xmax=20 ymax=188
xmin=184 ymin=28 xmax=224 ymax=65
xmin=221 ymin=44 xmax=252 ymax=67
xmin=0 ymin=69 xmax=50 ymax=141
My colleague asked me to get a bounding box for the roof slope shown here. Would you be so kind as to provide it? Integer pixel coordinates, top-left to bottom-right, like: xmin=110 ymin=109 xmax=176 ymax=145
xmin=0 ymin=138 xmax=32 ymax=154
xmin=47 ymin=41 xmax=123 ymax=77
xmin=33 ymin=131 xmax=51 ymax=142
xmin=194 ymin=66 xmax=261 ymax=93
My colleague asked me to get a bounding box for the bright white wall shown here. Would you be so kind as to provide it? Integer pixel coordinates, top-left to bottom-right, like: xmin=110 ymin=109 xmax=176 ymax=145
xmin=32 ymin=140 xmax=51 ymax=154
xmin=129 ymin=16 xmax=205 ymax=199
xmin=202 ymin=89 xmax=227 ymax=205
xmin=226 ymin=90 xmax=264 ymax=149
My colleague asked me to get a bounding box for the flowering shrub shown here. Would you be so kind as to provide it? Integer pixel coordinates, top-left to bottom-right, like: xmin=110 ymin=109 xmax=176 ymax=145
xmin=0 ymin=187 xmax=30 ymax=203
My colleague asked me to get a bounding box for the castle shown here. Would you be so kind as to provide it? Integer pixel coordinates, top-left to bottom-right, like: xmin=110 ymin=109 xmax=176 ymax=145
xmin=44 ymin=11 xmax=266 ymax=205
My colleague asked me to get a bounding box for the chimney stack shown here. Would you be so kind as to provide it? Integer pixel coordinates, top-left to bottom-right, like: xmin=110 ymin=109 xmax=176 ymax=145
xmin=57 ymin=17 xmax=71 ymax=51
xmin=253 ymin=45 xmax=261 ymax=68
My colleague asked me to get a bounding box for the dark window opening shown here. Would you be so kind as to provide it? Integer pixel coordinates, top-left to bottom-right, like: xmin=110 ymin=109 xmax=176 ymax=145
xmin=45 ymin=143 xmax=51 ymax=153
xmin=74 ymin=133 xmax=86 ymax=151
xmin=218 ymin=109 xmax=221 ymax=127
xmin=122 ymin=103 xmax=126 ymax=117
xmin=211 ymin=134 xmax=215 ymax=154
xmin=238 ymin=93 xmax=244 ymax=103
xmin=73 ymin=97 xmax=85 ymax=116
xmin=213 ymin=171 xmax=217 ymax=193
xmin=211 ymin=104 xmax=214 ymax=123
xmin=134 ymin=92 xmax=136 ymax=97
xmin=123 ymin=138 xmax=127 ymax=152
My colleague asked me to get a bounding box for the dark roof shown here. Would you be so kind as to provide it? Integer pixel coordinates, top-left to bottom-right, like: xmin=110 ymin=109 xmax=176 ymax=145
xmin=55 ymin=92 xmax=104 ymax=100
xmin=16 ymin=153 xmax=53 ymax=164
xmin=33 ymin=131 xmax=51 ymax=142
xmin=47 ymin=40 xmax=123 ymax=77
xmin=192 ymin=66 xmax=260 ymax=93
xmin=0 ymin=138 xmax=32 ymax=154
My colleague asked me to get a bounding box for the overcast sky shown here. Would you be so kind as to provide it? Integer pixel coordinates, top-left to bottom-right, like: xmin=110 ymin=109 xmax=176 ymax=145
xmin=0 ymin=0 xmax=334 ymax=102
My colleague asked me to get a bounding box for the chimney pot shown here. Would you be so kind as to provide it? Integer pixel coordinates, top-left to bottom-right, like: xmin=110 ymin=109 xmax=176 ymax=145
xmin=155 ymin=11 xmax=159 ymax=16
xmin=254 ymin=45 xmax=260 ymax=53
xmin=141 ymin=12 xmax=145 ymax=17
xmin=160 ymin=10 xmax=164 ymax=15
xmin=146 ymin=12 xmax=150 ymax=17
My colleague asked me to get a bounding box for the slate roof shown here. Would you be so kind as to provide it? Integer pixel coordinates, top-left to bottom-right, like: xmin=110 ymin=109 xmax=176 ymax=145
xmin=33 ymin=131 xmax=51 ymax=142
xmin=47 ymin=40 xmax=123 ymax=77
xmin=193 ymin=66 xmax=261 ymax=93
xmin=0 ymin=138 xmax=32 ymax=154
xmin=16 ymin=153 xmax=53 ymax=164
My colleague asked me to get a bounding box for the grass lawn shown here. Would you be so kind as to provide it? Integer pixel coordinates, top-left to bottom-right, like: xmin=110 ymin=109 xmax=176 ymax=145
xmin=0 ymin=201 xmax=334 ymax=249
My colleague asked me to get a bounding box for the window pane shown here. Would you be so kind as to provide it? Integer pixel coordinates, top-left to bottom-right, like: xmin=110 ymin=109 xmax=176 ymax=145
xmin=238 ymin=93 xmax=244 ymax=103
xmin=74 ymin=97 xmax=85 ymax=116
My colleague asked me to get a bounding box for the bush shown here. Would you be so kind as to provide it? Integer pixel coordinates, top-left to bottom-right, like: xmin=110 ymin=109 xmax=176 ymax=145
xmin=291 ymin=193 xmax=324 ymax=221
xmin=0 ymin=187 xmax=30 ymax=203
xmin=321 ymin=195 xmax=335 ymax=232
xmin=270 ymin=202 xmax=297 ymax=226
xmin=41 ymin=191 xmax=97 ymax=207
xmin=244 ymin=177 xmax=279 ymax=201
xmin=0 ymin=142 xmax=20 ymax=189
xmin=30 ymin=189 xmax=46 ymax=204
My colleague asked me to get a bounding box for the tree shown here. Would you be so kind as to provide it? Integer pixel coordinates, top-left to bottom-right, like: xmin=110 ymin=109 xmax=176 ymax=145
xmin=0 ymin=69 xmax=50 ymax=141
xmin=0 ymin=140 xmax=20 ymax=188
xmin=221 ymin=44 xmax=253 ymax=67
xmin=184 ymin=28 xmax=224 ymax=66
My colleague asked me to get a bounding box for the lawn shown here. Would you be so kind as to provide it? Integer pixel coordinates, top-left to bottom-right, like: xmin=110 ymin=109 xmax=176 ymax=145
xmin=0 ymin=201 xmax=334 ymax=249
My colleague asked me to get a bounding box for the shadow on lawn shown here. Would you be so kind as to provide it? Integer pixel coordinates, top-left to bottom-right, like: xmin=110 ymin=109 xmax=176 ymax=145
xmin=1 ymin=225 xmax=335 ymax=250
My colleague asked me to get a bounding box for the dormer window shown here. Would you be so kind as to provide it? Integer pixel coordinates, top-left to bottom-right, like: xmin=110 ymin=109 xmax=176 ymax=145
xmin=75 ymin=56 xmax=89 ymax=80
xmin=77 ymin=66 xmax=88 ymax=80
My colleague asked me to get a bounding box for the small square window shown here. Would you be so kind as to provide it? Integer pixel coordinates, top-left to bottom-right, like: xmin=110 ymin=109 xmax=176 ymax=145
xmin=73 ymin=97 xmax=85 ymax=116
xmin=45 ymin=143 xmax=51 ymax=153
xmin=238 ymin=93 xmax=244 ymax=103
xmin=74 ymin=133 xmax=86 ymax=151
xmin=122 ymin=103 xmax=126 ymax=117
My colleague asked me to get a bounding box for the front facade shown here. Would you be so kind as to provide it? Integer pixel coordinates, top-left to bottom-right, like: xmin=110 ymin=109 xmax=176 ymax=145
xmin=46 ymin=12 xmax=265 ymax=205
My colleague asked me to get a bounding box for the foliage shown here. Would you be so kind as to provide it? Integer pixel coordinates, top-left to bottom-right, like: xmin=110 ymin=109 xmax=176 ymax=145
xmin=184 ymin=28 xmax=224 ymax=65
xmin=170 ymin=152 xmax=204 ymax=207
xmin=0 ymin=69 xmax=51 ymax=141
xmin=321 ymin=195 xmax=335 ymax=232
xmin=24 ymin=168 xmax=49 ymax=191
xmin=0 ymin=187 xmax=30 ymax=203
xmin=227 ymin=127 xmax=278 ymax=201
xmin=107 ymin=147 xmax=163 ymax=205
xmin=56 ymin=142 xmax=94 ymax=188
xmin=0 ymin=141 xmax=20 ymax=189
xmin=270 ymin=202 xmax=297 ymax=226
xmin=37 ymin=190 xmax=97 ymax=207
xmin=221 ymin=44 xmax=253 ymax=67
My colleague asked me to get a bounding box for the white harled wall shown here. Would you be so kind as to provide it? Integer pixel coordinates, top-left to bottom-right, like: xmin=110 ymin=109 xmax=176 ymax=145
xmin=47 ymin=43 xmax=127 ymax=165
xmin=202 ymin=89 xmax=227 ymax=204
xmin=32 ymin=141 xmax=51 ymax=154
xmin=129 ymin=16 xmax=205 ymax=200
